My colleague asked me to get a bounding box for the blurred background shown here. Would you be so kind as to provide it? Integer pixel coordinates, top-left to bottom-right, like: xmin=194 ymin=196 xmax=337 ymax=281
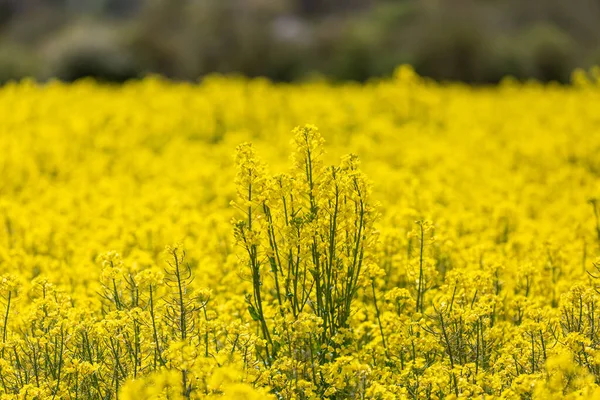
xmin=1 ymin=0 xmax=599 ymax=84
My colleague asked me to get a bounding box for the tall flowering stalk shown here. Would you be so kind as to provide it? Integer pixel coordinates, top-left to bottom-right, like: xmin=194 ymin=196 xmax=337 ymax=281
xmin=233 ymin=125 xmax=379 ymax=396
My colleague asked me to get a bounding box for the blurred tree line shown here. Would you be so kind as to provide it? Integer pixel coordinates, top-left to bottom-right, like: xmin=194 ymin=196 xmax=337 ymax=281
xmin=1 ymin=0 xmax=599 ymax=83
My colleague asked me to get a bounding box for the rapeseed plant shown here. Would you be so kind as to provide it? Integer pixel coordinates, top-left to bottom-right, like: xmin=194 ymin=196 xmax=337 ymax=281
xmin=0 ymin=66 xmax=598 ymax=398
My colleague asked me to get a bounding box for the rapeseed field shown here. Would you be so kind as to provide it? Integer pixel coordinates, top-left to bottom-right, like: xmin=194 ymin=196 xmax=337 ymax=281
xmin=0 ymin=66 xmax=600 ymax=399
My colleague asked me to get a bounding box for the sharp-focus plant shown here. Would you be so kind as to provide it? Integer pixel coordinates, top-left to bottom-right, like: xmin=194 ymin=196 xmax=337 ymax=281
xmin=233 ymin=125 xmax=379 ymax=397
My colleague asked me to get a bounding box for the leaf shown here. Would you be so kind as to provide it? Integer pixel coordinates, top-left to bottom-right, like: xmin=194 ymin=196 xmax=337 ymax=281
xmin=247 ymin=304 xmax=261 ymax=321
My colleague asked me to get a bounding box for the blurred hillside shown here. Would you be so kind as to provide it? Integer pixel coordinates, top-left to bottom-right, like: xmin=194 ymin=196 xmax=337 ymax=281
xmin=1 ymin=0 xmax=599 ymax=83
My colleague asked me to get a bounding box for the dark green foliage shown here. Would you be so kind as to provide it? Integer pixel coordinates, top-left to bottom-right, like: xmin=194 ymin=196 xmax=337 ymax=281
xmin=0 ymin=0 xmax=598 ymax=83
